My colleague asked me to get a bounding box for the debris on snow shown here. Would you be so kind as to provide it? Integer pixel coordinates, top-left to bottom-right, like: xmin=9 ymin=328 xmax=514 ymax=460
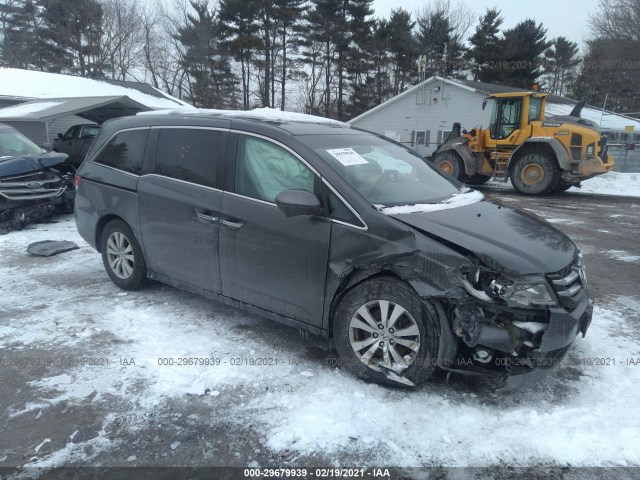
xmin=27 ymin=240 xmax=79 ymax=257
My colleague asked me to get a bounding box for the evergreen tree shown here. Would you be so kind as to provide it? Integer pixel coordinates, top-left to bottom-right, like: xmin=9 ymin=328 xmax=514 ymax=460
xmin=466 ymin=7 xmax=503 ymax=82
xmin=572 ymin=0 xmax=640 ymax=113
xmin=219 ymin=0 xmax=261 ymax=109
xmin=175 ymin=0 xmax=237 ymax=108
xmin=415 ymin=2 xmax=469 ymax=77
xmin=273 ymin=0 xmax=305 ymax=110
xmin=543 ymin=36 xmax=581 ymax=95
xmin=498 ymin=19 xmax=550 ymax=88
xmin=305 ymin=0 xmax=342 ymax=117
xmin=343 ymin=0 xmax=374 ymax=119
xmin=367 ymin=18 xmax=392 ymax=106
xmin=573 ymin=37 xmax=640 ymax=114
xmin=2 ymin=0 xmax=38 ymax=69
xmin=386 ymin=8 xmax=417 ymax=95
xmin=40 ymin=0 xmax=104 ymax=76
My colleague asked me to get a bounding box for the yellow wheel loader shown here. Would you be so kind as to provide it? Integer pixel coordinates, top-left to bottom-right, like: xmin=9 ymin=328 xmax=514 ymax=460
xmin=431 ymin=92 xmax=615 ymax=195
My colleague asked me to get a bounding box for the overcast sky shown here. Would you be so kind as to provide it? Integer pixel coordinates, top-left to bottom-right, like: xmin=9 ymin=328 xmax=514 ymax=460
xmin=371 ymin=0 xmax=599 ymax=47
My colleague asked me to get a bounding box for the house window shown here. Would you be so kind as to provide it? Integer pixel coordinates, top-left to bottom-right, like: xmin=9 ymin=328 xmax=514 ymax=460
xmin=415 ymin=131 xmax=426 ymax=146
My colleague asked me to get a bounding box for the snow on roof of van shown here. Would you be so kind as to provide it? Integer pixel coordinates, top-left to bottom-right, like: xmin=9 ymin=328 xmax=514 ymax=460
xmin=0 ymin=68 xmax=188 ymax=109
xmin=139 ymin=106 xmax=347 ymax=125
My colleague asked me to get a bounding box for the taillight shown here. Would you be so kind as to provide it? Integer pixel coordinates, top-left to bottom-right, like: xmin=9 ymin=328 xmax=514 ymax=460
xmin=73 ymin=175 xmax=81 ymax=187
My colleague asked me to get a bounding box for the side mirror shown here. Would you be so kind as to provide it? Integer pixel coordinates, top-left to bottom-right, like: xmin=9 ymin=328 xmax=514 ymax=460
xmin=57 ymin=133 xmax=63 ymax=140
xmin=482 ymin=98 xmax=488 ymax=111
xmin=275 ymin=189 xmax=322 ymax=218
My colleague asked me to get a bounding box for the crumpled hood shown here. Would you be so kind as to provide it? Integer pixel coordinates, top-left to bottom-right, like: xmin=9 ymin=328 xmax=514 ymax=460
xmin=391 ymin=198 xmax=576 ymax=274
xmin=0 ymin=152 xmax=68 ymax=178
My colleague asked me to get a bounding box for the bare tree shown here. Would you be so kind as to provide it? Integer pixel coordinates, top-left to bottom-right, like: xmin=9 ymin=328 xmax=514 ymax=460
xmin=99 ymin=0 xmax=144 ymax=80
xmin=590 ymin=0 xmax=640 ymax=41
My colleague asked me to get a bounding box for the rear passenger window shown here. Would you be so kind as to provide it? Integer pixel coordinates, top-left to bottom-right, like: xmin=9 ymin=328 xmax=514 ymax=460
xmin=94 ymin=129 xmax=147 ymax=175
xmin=154 ymin=128 xmax=226 ymax=188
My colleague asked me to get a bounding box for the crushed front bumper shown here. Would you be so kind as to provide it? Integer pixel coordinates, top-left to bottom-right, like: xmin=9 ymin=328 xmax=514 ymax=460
xmin=447 ymin=291 xmax=593 ymax=390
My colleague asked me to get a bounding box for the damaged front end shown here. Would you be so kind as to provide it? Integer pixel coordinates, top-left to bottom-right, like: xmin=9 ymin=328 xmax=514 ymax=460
xmin=0 ymin=153 xmax=75 ymax=233
xmin=446 ymin=253 xmax=592 ymax=390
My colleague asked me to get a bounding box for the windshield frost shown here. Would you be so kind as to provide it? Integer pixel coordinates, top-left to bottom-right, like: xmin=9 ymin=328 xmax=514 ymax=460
xmin=302 ymin=133 xmax=463 ymax=206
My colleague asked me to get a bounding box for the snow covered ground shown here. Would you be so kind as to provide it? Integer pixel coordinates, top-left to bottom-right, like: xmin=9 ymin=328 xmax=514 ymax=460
xmin=486 ymin=172 xmax=639 ymax=197
xmin=1 ymin=215 xmax=640 ymax=471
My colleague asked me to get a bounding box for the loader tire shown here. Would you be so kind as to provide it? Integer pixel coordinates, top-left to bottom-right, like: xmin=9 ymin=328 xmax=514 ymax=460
xmin=510 ymin=149 xmax=560 ymax=195
xmin=432 ymin=151 xmax=465 ymax=181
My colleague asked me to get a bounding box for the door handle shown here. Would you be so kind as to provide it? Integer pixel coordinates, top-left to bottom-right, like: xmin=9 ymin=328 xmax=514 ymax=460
xmin=219 ymin=218 xmax=245 ymax=230
xmin=195 ymin=209 xmax=219 ymax=224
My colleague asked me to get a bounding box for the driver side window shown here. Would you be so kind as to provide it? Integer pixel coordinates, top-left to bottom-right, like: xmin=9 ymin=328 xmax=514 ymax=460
xmin=62 ymin=126 xmax=77 ymax=141
xmin=235 ymin=135 xmax=316 ymax=203
xmin=492 ymin=99 xmax=523 ymax=140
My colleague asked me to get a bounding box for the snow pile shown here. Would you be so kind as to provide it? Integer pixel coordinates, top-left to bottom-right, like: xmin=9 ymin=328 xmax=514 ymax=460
xmin=139 ymin=106 xmax=346 ymax=125
xmin=382 ymin=189 xmax=484 ymax=215
xmin=486 ymin=172 xmax=639 ymax=197
xmin=0 ymin=68 xmax=187 ymax=109
xmin=568 ymin=172 xmax=640 ymax=197
xmin=0 ymin=101 xmax=63 ymax=118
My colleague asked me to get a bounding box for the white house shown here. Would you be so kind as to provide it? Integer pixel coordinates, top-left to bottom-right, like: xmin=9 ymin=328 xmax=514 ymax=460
xmin=348 ymin=76 xmax=640 ymax=172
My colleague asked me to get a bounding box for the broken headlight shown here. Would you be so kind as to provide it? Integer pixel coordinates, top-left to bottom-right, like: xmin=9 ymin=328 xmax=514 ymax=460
xmin=462 ymin=270 xmax=557 ymax=308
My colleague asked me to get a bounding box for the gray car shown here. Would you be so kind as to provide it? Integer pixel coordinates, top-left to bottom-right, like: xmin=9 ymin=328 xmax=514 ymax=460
xmin=74 ymin=112 xmax=593 ymax=390
xmin=52 ymin=124 xmax=99 ymax=167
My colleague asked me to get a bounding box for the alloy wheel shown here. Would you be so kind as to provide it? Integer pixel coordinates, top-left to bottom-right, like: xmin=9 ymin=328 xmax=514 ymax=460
xmin=349 ymin=299 xmax=421 ymax=373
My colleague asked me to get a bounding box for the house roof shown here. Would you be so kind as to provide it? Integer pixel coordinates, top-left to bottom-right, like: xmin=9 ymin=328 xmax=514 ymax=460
xmin=102 ymin=79 xmax=172 ymax=100
xmin=0 ymin=96 xmax=152 ymax=123
xmin=0 ymin=68 xmax=188 ymax=109
xmin=349 ymin=76 xmax=640 ymax=132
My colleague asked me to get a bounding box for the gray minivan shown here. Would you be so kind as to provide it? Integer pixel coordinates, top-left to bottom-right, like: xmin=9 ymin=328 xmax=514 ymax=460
xmin=74 ymin=111 xmax=593 ymax=389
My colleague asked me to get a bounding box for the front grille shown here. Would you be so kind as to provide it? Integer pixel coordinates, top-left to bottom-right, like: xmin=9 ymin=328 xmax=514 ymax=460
xmin=547 ymin=255 xmax=586 ymax=310
xmin=0 ymin=170 xmax=66 ymax=201
xmin=570 ymin=133 xmax=583 ymax=161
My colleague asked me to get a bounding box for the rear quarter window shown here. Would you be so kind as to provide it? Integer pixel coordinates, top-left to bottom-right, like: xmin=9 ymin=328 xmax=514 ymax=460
xmin=93 ymin=129 xmax=148 ymax=175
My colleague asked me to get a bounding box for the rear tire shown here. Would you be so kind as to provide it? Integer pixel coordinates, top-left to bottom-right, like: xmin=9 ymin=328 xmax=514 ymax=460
xmin=432 ymin=151 xmax=466 ymax=181
xmin=100 ymin=219 xmax=147 ymax=290
xmin=333 ymin=277 xmax=439 ymax=388
xmin=510 ymin=149 xmax=560 ymax=195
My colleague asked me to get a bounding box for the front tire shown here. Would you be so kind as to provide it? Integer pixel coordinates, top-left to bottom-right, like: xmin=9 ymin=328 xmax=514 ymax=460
xmin=333 ymin=277 xmax=439 ymax=387
xmin=510 ymin=149 xmax=560 ymax=195
xmin=100 ymin=219 xmax=147 ymax=290
xmin=432 ymin=151 xmax=465 ymax=181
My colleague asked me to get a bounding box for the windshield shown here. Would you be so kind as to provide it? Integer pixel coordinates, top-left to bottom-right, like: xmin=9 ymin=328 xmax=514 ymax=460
xmin=301 ymin=133 xmax=462 ymax=207
xmin=0 ymin=128 xmax=45 ymax=157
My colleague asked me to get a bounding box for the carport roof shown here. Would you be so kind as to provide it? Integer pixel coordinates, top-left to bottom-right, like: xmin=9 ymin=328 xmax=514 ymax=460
xmin=0 ymin=95 xmax=151 ymax=124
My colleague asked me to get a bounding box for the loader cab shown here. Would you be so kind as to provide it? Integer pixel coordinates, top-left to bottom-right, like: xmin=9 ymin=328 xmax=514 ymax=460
xmin=485 ymin=93 xmax=547 ymax=146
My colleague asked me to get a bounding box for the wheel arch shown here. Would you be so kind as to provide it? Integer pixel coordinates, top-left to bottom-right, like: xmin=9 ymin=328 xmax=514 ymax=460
xmin=433 ymin=140 xmax=477 ymax=176
xmin=327 ymin=268 xmax=458 ymax=369
xmin=95 ymin=214 xmax=126 ymax=253
xmin=327 ymin=268 xmax=411 ymax=337
xmin=508 ymin=138 xmax=570 ymax=173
